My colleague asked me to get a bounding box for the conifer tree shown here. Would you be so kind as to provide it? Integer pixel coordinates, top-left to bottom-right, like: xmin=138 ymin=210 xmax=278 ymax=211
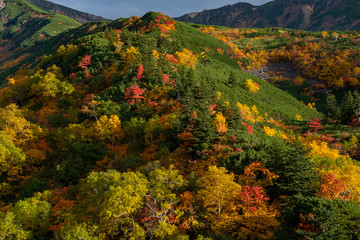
xmin=340 ymin=91 xmax=355 ymax=124
xmin=325 ymin=92 xmax=340 ymax=120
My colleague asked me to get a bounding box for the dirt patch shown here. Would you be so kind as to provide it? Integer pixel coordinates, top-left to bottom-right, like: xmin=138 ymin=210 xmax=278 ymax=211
xmin=247 ymin=62 xmax=298 ymax=81
xmin=246 ymin=61 xmax=328 ymax=92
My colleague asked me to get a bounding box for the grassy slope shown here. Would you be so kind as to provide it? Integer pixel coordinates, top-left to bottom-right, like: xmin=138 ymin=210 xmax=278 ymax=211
xmin=0 ymin=0 xmax=82 ymax=84
xmin=170 ymin=21 xmax=320 ymax=120
xmin=1 ymin=11 xmax=320 ymax=121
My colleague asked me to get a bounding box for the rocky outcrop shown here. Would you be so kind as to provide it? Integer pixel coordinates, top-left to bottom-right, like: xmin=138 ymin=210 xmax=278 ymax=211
xmin=176 ymin=0 xmax=360 ymax=31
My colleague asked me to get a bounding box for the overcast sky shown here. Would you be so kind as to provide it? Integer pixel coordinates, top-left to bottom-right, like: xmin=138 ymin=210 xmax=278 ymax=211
xmin=49 ymin=0 xmax=273 ymax=20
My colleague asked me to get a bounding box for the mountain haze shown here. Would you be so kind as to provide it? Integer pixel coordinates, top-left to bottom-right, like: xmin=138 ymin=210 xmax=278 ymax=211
xmin=176 ymin=0 xmax=360 ymax=31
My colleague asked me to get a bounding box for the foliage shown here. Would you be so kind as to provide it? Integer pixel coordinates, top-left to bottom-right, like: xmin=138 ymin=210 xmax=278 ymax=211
xmin=30 ymin=65 xmax=74 ymax=98
xmin=0 ymin=10 xmax=359 ymax=240
xmin=175 ymin=49 xmax=198 ymax=69
xmin=0 ymin=211 xmax=31 ymax=239
xmin=282 ymin=196 xmax=360 ymax=240
xmin=0 ymin=131 xmax=26 ymax=197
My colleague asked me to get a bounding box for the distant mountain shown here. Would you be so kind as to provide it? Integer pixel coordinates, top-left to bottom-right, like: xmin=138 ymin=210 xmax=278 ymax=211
xmin=176 ymin=0 xmax=360 ymax=31
xmin=26 ymin=0 xmax=110 ymax=23
xmin=0 ymin=0 xmax=82 ymax=81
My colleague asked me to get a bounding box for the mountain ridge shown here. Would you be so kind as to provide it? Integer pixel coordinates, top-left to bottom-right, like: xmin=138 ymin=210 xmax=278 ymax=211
xmin=26 ymin=0 xmax=110 ymax=23
xmin=176 ymin=0 xmax=360 ymax=31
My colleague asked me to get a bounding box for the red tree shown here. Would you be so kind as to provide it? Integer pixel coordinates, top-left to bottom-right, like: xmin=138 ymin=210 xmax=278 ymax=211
xmin=125 ymin=84 xmax=146 ymax=105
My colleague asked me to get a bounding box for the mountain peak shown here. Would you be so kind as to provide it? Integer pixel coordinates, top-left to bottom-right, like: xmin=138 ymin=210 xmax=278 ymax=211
xmin=176 ymin=0 xmax=360 ymax=31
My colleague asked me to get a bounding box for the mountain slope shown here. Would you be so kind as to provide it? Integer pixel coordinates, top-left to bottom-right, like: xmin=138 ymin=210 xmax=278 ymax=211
xmin=0 ymin=0 xmax=82 ymax=84
xmin=4 ymin=12 xmax=360 ymax=240
xmin=1 ymin=11 xmax=320 ymax=120
xmin=176 ymin=0 xmax=360 ymax=31
xmin=26 ymin=0 xmax=110 ymax=23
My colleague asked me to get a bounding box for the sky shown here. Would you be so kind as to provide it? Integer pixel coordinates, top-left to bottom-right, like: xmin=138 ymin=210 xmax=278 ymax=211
xmin=49 ymin=0 xmax=273 ymax=20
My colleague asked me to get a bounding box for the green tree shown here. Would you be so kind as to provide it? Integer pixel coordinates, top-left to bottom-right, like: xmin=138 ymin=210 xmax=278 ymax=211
xmin=225 ymin=138 xmax=319 ymax=199
xmin=340 ymin=91 xmax=355 ymax=124
xmin=179 ymin=70 xmax=217 ymax=155
xmin=281 ymin=196 xmax=360 ymax=239
xmin=12 ymin=192 xmax=52 ymax=238
xmin=52 ymin=142 xmax=107 ymax=185
xmin=79 ymin=170 xmax=148 ymax=238
xmin=56 ymin=223 xmax=100 ymax=240
xmin=264 ymin=140 xmax=319 ymax=199
xmin=0 ymin=212 xmax=31 ymax=240
xmin=0 ymin=131 xmax=26 ymax=197
xmin=31 ymin=65 xmax=74 ymax=99
xmin=325 ymin=92 xmax=340 ymax=120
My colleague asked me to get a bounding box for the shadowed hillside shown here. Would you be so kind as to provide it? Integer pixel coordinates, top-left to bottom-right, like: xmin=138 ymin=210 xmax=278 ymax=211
xmin=177 ymin=0 xmax=360 ymax=31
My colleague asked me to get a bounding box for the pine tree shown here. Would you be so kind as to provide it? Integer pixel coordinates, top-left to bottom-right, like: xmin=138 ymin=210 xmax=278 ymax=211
xmin=228 ymin=71 xmax=237 ymax=86
xmin=325 ymin=92 xmax=340 ymax=120
xmin=179 ymin=70 xmax=217 ymax=156
xmin=340 ymin=91 xmax=355 ymax=124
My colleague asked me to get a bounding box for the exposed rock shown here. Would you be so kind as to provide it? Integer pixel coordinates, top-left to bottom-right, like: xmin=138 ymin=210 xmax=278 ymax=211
xmin=176 ymin=0 xmax=360 ymax=31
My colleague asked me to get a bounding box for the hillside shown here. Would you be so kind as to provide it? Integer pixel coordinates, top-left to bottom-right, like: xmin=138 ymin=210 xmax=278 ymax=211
xmin=26 ymin=0 xmax=110 ymax=23
xmin=176 ymin=0 xmax=360 ymax=31
xmin=0 ymin=11 xmax=360 ymax=240
xmin=0 ymin=0 xmax=82 ymax=84
xmin=196 ymin=25 xmax=360 ymax=114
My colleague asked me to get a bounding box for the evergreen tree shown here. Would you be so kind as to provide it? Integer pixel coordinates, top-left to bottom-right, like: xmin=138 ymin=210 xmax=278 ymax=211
xmin=352 ymin=90 xmax=360 ymax=123
xmin=340 ymin=91 xmax=355 ymax=124
xmin=225 ymin=138 xmax=319 ymax=199
xmin=325 ymin=92 xmax=340 ymax=120
xmin=280 ymin=196 xmax=360 ymax=239
xmin=179 ymin=69 xmax=217 ymax=156
xmin=228 ymin=71 xmax=237 ymax=87
xmin=264 ymin=140 xmax=319 ymax=199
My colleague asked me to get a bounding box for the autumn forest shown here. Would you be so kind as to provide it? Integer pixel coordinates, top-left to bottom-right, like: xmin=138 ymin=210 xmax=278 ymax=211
xmin=1 ymin=8 xmax=360 ymax=240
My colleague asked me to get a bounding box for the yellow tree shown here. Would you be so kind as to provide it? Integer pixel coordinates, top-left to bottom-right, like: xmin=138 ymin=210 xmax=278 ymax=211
xmin=0 ymin=212 xmax=31 ymax=239
xmin=80 ymin=170 xmax=148 ymax=238
xmin=121 ymin=46 xmax=140 ymax=73
xmin=175 ymin=49 xmax=198 ymax=69
xmin=90 ymin=115 xmax=123 ymax=144
xmin=197 ymin=165 xmax=280 ymax=239
xmin=30 ymin=65 xmax=74 ymax=99
xmin=0 ymin=131 xmax=26 ymax=197
xmin=0 ymin=104 xmax=43 ymax=147
xmin=213 ymin=112 xmax=228 ymax=134
xmin=196 ymin=166 xmax=241 ymax=234
xmin=108 ymin=115 xmax=122 ymax=145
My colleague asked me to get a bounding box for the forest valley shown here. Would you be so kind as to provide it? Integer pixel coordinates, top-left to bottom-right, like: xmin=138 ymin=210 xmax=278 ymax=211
xmin=0 ymin=12 xmax=360 ymax=239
